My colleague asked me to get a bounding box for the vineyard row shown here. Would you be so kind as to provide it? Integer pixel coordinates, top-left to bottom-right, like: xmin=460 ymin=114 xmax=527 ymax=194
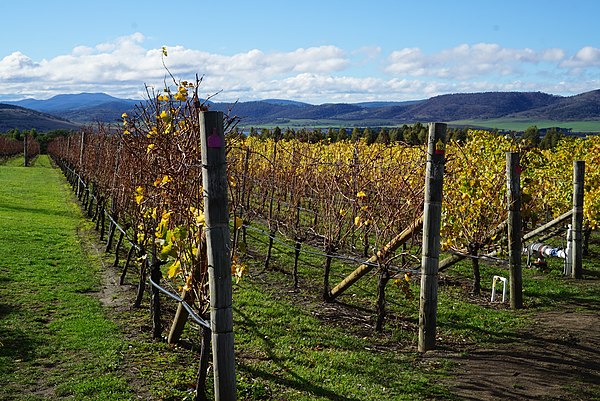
xmin=42 ymin=88 xmax=600 ymax=398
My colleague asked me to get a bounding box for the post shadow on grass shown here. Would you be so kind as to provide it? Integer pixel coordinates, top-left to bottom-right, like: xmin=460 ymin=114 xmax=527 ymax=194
xmin=233 ymin=306 xmax=362 ymax=401
xmin=0 ymin=327 xmax=38 ymax=363
xmin=440 ymin=319 xmax=524 ymax=346
xmin=582 ymin=267 xmax=600 ymax=279
xmin=0 ymin=304 xmax=38 ymax=369
xmin=0 ymin=203 xmax=77 ymax=220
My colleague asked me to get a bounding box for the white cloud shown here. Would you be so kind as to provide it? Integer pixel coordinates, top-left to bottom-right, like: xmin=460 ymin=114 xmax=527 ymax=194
xmin=0 ymin=52 xmax=41 ymax=80
xmin=0 ymin=34 xmax=355 ymax=100
xmin=561 ymin=46 xmax=600 ymax=69
xmin=385 ymin=43 xmax=569 ymax=80
xmin=385 ymin=48 xmax=427 ymax=76
xmin=0 ymin=34 xmax=599 ymax=103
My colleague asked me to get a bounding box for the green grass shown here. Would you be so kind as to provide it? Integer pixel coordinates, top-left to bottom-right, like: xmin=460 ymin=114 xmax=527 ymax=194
xmin=233 ymin=280 xmax=449 ymax=400
xmin=228 ymin=221 xmax=600 ymax=400
xmin=1 ymin=155 xmax=29 ymax=167
xmin=448 ymin=118 xmax=600 ymax=133
xmin=229 ymin=229 xmax=454 ymax=400
xmin=2 ymin=154 xmax=599 ymax=401
xmin=0 ymin=156 xmax=134 ymax=400
xmin=441 ymin=244 xmax=600 ymax=311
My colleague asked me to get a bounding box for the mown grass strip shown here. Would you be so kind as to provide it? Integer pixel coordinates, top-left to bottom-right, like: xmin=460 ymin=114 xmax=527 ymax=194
xmin=0 ymin=156 xmax=134 ymax=400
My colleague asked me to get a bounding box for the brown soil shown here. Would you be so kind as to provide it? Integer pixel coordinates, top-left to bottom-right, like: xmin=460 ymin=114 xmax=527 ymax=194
xmin=85 ymin=230 xmax=159 ymax=401
xmin=251 ymin=257 xmax=600 ymax=400
xmin=424 ymin=307 xmax=600 ymax=400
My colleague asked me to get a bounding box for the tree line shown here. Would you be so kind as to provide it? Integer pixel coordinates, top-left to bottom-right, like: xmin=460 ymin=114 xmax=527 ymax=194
xmin=232 ymin=123 xmax=571 ymax=148
xmin=234 ymin=123 xmax=468 ymax=144
xmin=1 ymin=123 xmax=571 ymax=153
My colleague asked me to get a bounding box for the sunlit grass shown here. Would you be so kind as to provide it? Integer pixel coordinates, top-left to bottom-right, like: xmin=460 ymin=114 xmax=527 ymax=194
xmin=0 ymin=156 xmax=134 ymax=400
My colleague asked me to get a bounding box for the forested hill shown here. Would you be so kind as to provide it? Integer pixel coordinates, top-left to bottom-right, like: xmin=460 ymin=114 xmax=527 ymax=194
xmin=506 ymin=89 xmax=600 ymax=120
xmin=0 ymin=104 xmax=80 ymax=132
xmin=394 ymin=91 xmax=561 ymax=121
xmin=2 ymin=89 xmax=600 ymax=129
xmin=209 ymin=90 xmax=600 ymax=124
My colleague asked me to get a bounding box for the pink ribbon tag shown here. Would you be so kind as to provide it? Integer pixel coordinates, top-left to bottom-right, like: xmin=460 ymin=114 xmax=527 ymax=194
xmin=207 ymin=128 xmax=224 ymax=148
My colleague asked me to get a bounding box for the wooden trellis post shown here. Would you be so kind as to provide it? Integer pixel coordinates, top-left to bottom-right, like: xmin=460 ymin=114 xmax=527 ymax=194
xmin=418 ymin=122 xmax=446 ymax=352
xmin=79 ymin=131 xmax=85 ymax=168
xmin=200 ymin=110 xmax=236 ymax=401
xmin=571 ymin=160 xmax=585 ymax=279
xmin=506 ymin=152 xmax=523 ymax=309
xmin=23 ymin=134 xmax=29 ymax=167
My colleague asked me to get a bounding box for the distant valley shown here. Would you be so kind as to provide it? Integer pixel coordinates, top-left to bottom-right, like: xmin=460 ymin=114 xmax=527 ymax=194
xmin=2 ymin=90 xmax=600 ymax=132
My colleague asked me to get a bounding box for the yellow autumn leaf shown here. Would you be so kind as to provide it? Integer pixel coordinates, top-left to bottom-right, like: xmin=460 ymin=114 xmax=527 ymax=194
xmin=154 ymin=175 xmax=171 ymax=186
xmin=231 ymin=256 xmax=246 ymax=284
xmin=183 ymin=275 xmax=193 ymax=291
xmin=174 ymin=89 xmax=187 ymax=102
xmin=161 ymin=211 xmax=172 ymax=222
xmin=195 ymin=212 xmax=205 ymax=226
xmin=356 ymin=191 xmax=367 ymax=198
xmin=167 ymin=260 xmax=181 ymax=278
xmin=235 ymin=216 xmax=243 ymax=230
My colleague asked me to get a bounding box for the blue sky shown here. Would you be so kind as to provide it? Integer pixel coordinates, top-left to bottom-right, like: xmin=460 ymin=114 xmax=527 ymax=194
xmin=1 ymin=0 xmax=599 ymax=103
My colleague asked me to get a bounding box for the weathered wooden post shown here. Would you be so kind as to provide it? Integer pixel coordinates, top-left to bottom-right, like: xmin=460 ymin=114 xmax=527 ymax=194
xmin=133 ymin=253 xmax=147 ymax=308
xmin=506 ymin=152 xmax=523 ymax=309
xmin=571 ymin=160 xmax=585 ymax=279
xmin=200 ymin=110 xmax=236 ymax=400
xmin=79 ymin=131 xmax=85 ymax=168
xmin=167 ymin=290 xmax=194 ymax=344
xmin=23 ymin=134 xmax=29 ymax=167
xmin=150 ymin=247 xmax=162 ymax=339
xmin=418 ymin=122 xmax=446 ymax=352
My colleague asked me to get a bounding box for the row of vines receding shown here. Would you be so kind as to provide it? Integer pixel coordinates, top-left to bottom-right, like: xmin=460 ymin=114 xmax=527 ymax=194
xmin=0 ymin=134 xmax=40 ymax=162
xmin=46 ymin=74 xmax=600 ymax=398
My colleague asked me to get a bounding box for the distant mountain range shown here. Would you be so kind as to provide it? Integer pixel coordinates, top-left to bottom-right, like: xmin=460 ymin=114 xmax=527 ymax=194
xmin=1 ymin=90 xmax=600 ymax=132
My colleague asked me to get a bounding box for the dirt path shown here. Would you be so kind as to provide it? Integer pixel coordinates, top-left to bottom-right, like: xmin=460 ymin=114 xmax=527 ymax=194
xmin=426 ymin=307 xmax=600 ymax=400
